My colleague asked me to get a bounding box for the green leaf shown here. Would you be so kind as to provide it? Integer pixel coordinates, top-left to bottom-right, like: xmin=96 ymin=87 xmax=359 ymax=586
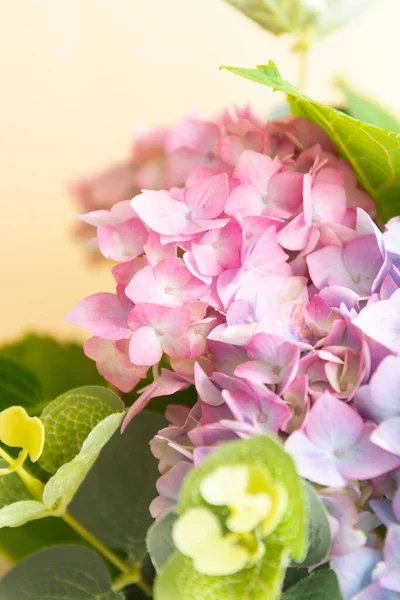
xmin=0 ymin=545 xmax=124 ymax=599
xmin=337 ymin=79 xmax=400 ymax=133
xmin=147 ymin=511 xmax=177 ymax=572
xmin=0 ymin=357 xmax=42 ymax=412
xmin=155 ymin=545 xmax=288 ymax=600
xmin=222 ymin=0 xmax=374 ymax=44
xmin=222 ymin=62 xmax=400 ymax=221
xmin=282 ymin=568 xmax=343 ymax=600
xmin=0 ymin=516 xmax=89 ymax=562
xmin=283 ymin=567 xmax=309 ymax=591
xmin=39 ymin=385 xmax=124 ymax=474
xmin=179 ymin=435 xmax=308 ymax=562
xmin=43 ymin=412 xmax=124 ymax=512
xmin=293 ymin=484 xmax=331 ymax=568
xmin=0 ymin=466 xmax=32 ymax=508
xmin=0 ymin=501 xmax=48 ymax=528
xmin=0 ymin=334 xmax=105 ymax=402
xmin=69 ymin=412 xmax=166 ymax=562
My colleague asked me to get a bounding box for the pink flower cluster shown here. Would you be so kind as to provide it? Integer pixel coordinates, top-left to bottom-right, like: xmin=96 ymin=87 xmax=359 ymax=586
xmin=69 ymin=107 xmax=400 ymax=598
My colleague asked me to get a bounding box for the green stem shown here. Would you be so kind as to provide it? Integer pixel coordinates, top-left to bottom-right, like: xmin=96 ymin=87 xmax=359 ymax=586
xmin=112 ymin=572 xmax=153 ymax=596
xmin=62 ymin=512 xmax=131 ymax=574
xmin=0 ymin=446 xmax=44 ymax=500
xmin=62 ymin=513 xmax=152 ymax=596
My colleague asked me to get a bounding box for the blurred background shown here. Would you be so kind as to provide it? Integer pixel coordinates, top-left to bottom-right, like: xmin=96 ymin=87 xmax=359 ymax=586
xmin=0 ymin=0 xmax=398 ymax=343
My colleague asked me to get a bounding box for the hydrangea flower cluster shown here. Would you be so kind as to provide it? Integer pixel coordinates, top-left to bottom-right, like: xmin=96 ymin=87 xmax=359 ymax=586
xmin=68 ymin=107 xmax=400 ymax=599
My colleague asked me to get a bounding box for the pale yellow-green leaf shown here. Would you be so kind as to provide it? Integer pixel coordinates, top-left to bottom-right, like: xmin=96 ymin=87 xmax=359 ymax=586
xmin=0 ymin=501 xmax=49 ymax=528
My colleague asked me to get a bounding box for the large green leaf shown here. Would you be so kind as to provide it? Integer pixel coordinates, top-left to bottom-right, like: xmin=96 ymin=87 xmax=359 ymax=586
xmin=294 ymin=484 xmax=331 ymax=568
xmin=222 ymin=62 xmax=400 ymax=221
xmin=147 ymin=511 xmax=177 ymax=572
xmin=69 ymin=412 xmax=166 ymax=562
xmin=0 ymin=545 xmax=124 ymax=599
xmin=39 ymin=386 xmax=124 ymax=474
xmin=155 ymin=546 xmax=288 ymax=600
xmin=337 ymin=79 xmax=400 ymax=134
xmin=0 ymin=334 xmax=104 ymax=402
xmin=282 ymin=568 xmax=343 ymax=600
xmin=179 ymin=434 xmax=308 ymax=563
xmin=0 ymin=357 xmax=42 ymax=412
xmin=0 ymin=516 xmax=88 ymax=562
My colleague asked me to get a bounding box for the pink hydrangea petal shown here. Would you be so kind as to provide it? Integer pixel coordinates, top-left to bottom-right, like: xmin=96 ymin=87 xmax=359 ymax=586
xmin=225 ymin=183 xmax=265 ymax=221
xmin=154 ymin=257 xmax=191 ymax=287
xmin=370 ymin=356 xmax=400 ymax=414
xmin=266 ymin=171 xmax=304 ymax=218
xmin=162 ymin=333 xmax=191 ymax=360
xmin=332 ymin=547 xmax=382 ymax=600
xmin=256 ymin=301 xmax=311 ymax=348
xmin=283 ymin=375 xmax=309 ymax=433
xmin=307 ymin=246 xmax=350 ymax=290
xmin=122 ymin=370 xmax=189 ymax=430
xmin=322 ymin=492 xmax=367 ymax=557
xmin=341 ymin=235 xmax=383 ymax=295
xmin=354 ymin=582 xmax=389 ymax=600
xmin=112 ymin=256 xmax=148 ymax=285
xmin=144 ymin=232 xmax=176 ymax=264
xmin=234 ymin=360 xmax=280 ymax=385
xmin=235 ymin=150 xmax=281 ymax=191
xmin=131 ymin=190 xmax=189 ymax=235
xmin=311 ymin=181 xmax=347 ymax=224
xmin=157 ymin=306 xmax=192 ymax=336
xmin=353 ymin=289 xmax=400 ymax=353
xmin=277 ymin=214 xmax=312 ymax=251
xmin=384 ymin=524 xmax=400 ymax=571
xmin=371 ymin=417 xmax=400 ymax=456
xmin=128 ymin=303 xmax=166 ymax=330
xmin=285 ymin=430 xmax=347 ymax=487
xmin=194 ymin=362 xmax=224 ymax=406
xmin=97 ymin=218 xmax=148 ymax=262
xmin=191 ymin=241 xmax=224 ymax=276
xmin=150 ymin=461 xmax=193 ymax=519
xmin=185 ymin=173 xmax=229 ymax=219
xmin=129 ymin=327 xmax=163 ymax=366
xmin=78 ymin=209 xmax=120 ymax=227
xmin=394 ymin=489 xmax=400 ymax=521
xmin=166 ymin=119 xmax=220 ymax=154
xmin=340 ymin=424 xmax=400 ymax=479
xmin=66 ymin=292 xmax=132 ymax=340
xmin=84 ymin=337 xmax=146 ymax=393
xmin=306 ymin=394 xmax=364 ymax=452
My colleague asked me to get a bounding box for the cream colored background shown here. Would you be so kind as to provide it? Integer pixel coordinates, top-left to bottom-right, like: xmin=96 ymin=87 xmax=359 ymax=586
xmin=0 ymin=0 xmax=398 ymax=343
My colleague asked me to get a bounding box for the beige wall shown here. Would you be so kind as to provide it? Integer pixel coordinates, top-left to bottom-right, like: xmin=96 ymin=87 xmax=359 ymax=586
xmin=0 ymin=0 xmax=397 ymax=343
